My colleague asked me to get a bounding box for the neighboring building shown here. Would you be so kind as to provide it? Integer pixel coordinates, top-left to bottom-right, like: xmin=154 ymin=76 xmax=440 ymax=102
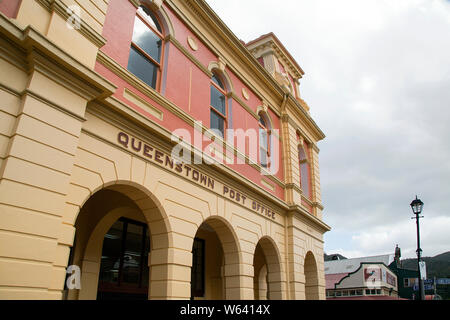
xmin=0 ymin=0 xmax=329 ymax=299
xmin=325 ymin=254 xmax=400 ymax=300
xmin=388 ymin=245 xmax=421 ymax=300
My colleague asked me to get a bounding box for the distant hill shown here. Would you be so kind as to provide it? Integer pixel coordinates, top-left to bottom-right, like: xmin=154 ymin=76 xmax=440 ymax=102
xmin=400 ymin=251 xmax=450 ymax=278
xmin=324 ymin=253 xmax=347 ymax=262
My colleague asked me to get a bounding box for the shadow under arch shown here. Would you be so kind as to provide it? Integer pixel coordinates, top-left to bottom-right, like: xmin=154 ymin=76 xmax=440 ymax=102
xmin=191 ymin=215 xmax=243 ymax=300
xmin=67 ymin=182 xmax=173 ymax=300
xmin=253 ymin=236 xmax=284 ymax=300
xmin=304 ymin=251 xmax=320 ymax=300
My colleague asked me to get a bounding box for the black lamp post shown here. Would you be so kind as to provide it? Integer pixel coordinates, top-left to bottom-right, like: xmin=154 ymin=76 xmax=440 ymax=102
xmin=410 ymin=196 xmax=425 ymax=300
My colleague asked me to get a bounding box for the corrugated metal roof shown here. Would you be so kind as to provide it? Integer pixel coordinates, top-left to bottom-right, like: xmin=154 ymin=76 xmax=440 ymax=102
xmin=324 ymin=254 xmax=395 ymax=274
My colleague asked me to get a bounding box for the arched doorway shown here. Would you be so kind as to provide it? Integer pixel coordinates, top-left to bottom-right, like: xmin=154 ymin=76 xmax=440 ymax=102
xmin=66 ymin=184 xmax=170 ymax=300
xmin=304 ymin=251 xmax=319 ymax=300
xmin=253 ymin=237 xmax=283 ymax=300
xmin=190 ymin=217 xmax=241 ymax=300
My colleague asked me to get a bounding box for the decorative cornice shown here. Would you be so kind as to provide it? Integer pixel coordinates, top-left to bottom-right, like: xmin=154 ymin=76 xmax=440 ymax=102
xmin=288 ymin=204 xmax=331 ymax=234
xmin=285 ymin=183 xmax=302 ymax=195
xmin=0 ymin=14 xmax=116 ymax=100
xmin=286 ymin=94 xmax=326 ymax=141
xmin=312 ymin=201 xmax=324 ymax=211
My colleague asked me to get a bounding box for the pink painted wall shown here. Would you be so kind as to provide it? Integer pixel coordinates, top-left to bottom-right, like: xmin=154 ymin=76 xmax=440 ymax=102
xmin=96 ymin=0 xmax=285 ymax=200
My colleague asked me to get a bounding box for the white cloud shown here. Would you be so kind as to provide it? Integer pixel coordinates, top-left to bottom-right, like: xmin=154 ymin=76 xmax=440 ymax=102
xmin=206 ymin=0 xmax=450 ymax=259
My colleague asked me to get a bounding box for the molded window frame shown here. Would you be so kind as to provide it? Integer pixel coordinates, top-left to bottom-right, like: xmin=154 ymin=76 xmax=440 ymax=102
xmin=209 ymin=73 xmax=228 ymax=138
xmin=258 ymin=112 xmax=272 ymax=169
xmin=128 ymin=5 xmax=165 ymax=90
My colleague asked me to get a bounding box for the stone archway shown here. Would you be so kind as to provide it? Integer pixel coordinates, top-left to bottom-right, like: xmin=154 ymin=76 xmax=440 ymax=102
xmin=304 ymin=251 xmax=319 ymax=300
xmin=253 ymin=236 xmax=283 ymax=300
xmin=66 ymin=183 xmax=172 ymax=300
xmin=191 ymin=216 xmax=244 ymax=300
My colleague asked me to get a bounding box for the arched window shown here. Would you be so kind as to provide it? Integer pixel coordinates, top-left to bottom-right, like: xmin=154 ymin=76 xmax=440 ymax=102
xmin=298 ymin=143 xmax=311 ymax=199
xmin=128 ymin=5 xmax=164 ymax=89
xmin=259 ymin=113 xmax=271 ymax=168
xmin=210 ymin=73 xmax=227 ymax=137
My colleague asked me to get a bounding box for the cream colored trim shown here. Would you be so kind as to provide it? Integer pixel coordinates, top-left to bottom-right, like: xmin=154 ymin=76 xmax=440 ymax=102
xmin=165 ymin=34 xmax=212 ymax=77
xmin=287 ymin=95 xmax=325 ymax=141
xmin=288 ymin=204 xmax=331 ymax=234
xmin=158 ymin=5 xmax=175 ymax=37
xmin=0 ymin=16 xmax=116 ymax=99
xmin=22 ymin=88 xmax=87 ymax=122
xmin=285 ymin=183 xmax=302 ymax=195
xmin=208 ymin=60 xmax=234 ymax=93
xmin=282 ymin=114 xmax=313 ymax=145
xmin=256 ymin=105 xmax=281 ymax=141
xmin=261 ymin=178 xmax=275 ymax=192
xmin=229 ymin=92 xmax=258 ymax=120
xmin=123 ymin=88 xmax=164 ymax=121
xmin=36 ymin=0 xmax=107 ymax=48
xmin=301 ymin=194 xmax=314 ymax=207
xmin=241 ymin=87 xmax=249 ymax=101
xmin=312 ymin=202 xmax=324 ymax=211
xmin=187 ymin=36 xmax=198 ymax=51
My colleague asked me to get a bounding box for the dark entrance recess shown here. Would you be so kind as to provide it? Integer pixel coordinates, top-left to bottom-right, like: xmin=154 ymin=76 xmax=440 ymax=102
xmin=190 ymin=238 xmax=205 ymax=299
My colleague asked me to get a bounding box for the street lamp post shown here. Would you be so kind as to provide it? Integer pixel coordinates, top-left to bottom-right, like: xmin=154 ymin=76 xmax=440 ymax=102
xmin=410 ymin=196 xmax=425 ymax=301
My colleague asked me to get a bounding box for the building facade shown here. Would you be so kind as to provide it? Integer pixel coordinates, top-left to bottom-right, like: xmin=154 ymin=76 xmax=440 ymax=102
xmin=325 ymin=255 xmax=400 ymax=300
xmin=0 ymin=0 xmax=329 ymax=300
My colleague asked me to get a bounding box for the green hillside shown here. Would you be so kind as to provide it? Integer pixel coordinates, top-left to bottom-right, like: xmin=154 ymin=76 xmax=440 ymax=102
xmin=401 ymin=251 xmax=450 ymax=278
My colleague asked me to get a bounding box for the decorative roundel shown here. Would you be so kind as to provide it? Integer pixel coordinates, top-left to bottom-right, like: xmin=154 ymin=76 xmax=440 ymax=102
xmin=187 ymin=36 xmax=198 ymax=51
xmin=242 ymin=88 xmax=250 ymax=100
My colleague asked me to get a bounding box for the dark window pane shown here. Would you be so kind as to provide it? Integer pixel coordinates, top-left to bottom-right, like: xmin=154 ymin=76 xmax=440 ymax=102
xmin=141 ymin=234 xmax=150 ymax=288
xmin=138 ymin=6 xmax=162 ymax=33
xmin=99 ymin=220 xmax=124 ymax=284
xmin=212 ymin=75 xmax=224 ymax=90
xmin=128 ymin=46 xmax=158 ymax=88
xmin=259 ymin=116 xmax=266 ymax=128
xmin=210 ymin=85 xmax=226 ymax=115
xmin=121 ymin=223 xmax=144 ymax=286
xmin=210 ymin=110 xmax=224 ymax=138
xmin=132 ymin=17 xmax=162 ymax=63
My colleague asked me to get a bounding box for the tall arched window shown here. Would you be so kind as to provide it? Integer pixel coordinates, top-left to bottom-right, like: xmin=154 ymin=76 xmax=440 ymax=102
xmin=298 ymin=143 xmax=311 ymax=199
xmin=128 ymin=5 xmax=164 ymax=89
xmin=210 ymin=73 xmax=227 ymax=138
xmin=259 ymin=113 xmax=271 ymax=168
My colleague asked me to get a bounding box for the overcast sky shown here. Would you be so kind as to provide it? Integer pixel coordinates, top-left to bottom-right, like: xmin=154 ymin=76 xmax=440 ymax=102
xmin=206 ymin=0 xmax=450 ymax=259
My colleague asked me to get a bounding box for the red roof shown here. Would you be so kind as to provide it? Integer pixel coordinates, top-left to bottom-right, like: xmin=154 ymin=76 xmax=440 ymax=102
xmin=326 ymin=273 xmax=349 ymax=289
